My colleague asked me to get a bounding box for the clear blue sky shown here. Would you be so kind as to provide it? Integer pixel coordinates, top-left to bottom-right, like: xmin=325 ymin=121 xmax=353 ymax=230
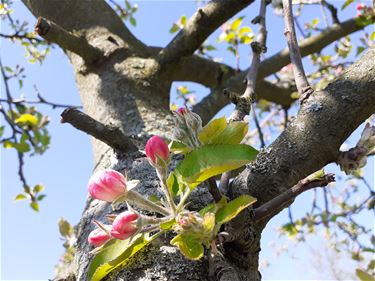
xmin=1 ymin=1 xmax=373 ymax=280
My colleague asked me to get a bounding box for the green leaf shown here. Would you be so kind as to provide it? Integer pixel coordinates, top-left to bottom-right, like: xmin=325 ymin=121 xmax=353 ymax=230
xmin=199 ymin=197 xmax=228 ymax=217
xmin=341 ymin=0 xmax=354 ymax=10
xmin=230 ymin=17 xmax=243 ymax=31
xmin=215 ymin=195 xmax=257 ymax=225
xmin=0 ymin=126 xmax=4 ymax=137
xmin=30 ymin=201 xmax=39 ymax=212
xmin=160 ymin=218 xmax=176 ymax=230
xmin=33 ymin=184 xmax=44 ymax=193
xmin=129 ymin=17 xmax=136 ymax=26
xmin=238 ymin=26 xmax=251 ymax=36
xmin=169 ymin=23 xmax=180 ymax=34
xmin=58 ymin=218 xmax=74 ymax=237
xmin=198 ymin=117 xmax=227 ymax=144
xmin=180 ymin=15 xmax=187 ymax=26
xmin=210 ymin=122 xmax=248 ymax=145
xmin=312 ymin=18 xmax=319 ymax=27
xmin=166 ymin=172 xmax=181 ymax=197
xmin=356 ymin=268 xmax=375 ymax=281
xmin=175 ymin=144 xmax=258 ymax=188
xmin=89 ymin=233 xmax=156 ymax=281
xmin=170 ymin=234 xmax=204 ymax=260
xmin=15 ymin=113 xmax=38 ymax=126
xmin=356 ymin=46 xmax=366 ymax=56
xmin=202 ymin=212 xmax=215 ymax=234
xmin=37 ymin=194 xmax=46 ymax=201
xmin=370 ymin=31 xmax=375 ymax=41
xmin=169 ymin=140 xmax=191 ymax=154
xmin=14 ymin=193 xmax=27 ymax=201
xmin=3 ymin=140 xmax=30 ymax=153
xmin=205 ymin=45 xmax=216 ymax=51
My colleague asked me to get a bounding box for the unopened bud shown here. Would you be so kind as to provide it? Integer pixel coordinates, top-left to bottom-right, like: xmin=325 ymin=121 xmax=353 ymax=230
xmin=88 ymin=169 xmax=127 ymax=202
xmin=88 ymin=225 xmax=111 ymax=247
xmin=110 ymin=211 xmax=139 ymax=240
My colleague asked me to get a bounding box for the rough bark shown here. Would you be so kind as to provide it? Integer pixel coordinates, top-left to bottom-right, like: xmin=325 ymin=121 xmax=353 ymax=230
xmin=19 ymin=1 xmax=375 ymax=281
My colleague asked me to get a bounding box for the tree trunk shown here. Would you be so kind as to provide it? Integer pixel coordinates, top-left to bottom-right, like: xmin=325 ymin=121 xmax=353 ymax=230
xmin=19 ymin=1 xmax=375 ymax=280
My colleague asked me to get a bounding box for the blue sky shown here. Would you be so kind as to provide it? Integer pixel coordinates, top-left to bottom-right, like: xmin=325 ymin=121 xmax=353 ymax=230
xmin=1 ymin=1 xmax=374 ymax=280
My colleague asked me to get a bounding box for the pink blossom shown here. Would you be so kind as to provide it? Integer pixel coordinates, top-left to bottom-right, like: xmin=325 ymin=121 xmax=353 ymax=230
xmin=356 ymin=3 xmax=365 ymax=10
xmin=88 ymin=169 xmax=127 ymax=202
xmin=110 ymin=211 xmax=139 ymax=240
xmin=88 ymin=226 xmax=111 ymax=247
xmin=145 ymin=136 xmax=170 ymax=165
xmin=177 ymin=107 xmax=187 ymax=116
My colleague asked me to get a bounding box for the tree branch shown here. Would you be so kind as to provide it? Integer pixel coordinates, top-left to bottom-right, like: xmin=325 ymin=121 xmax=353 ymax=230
xmin=282 ymin=0 xmax=313 ymax=102
xmin=60 ymin=108 xmax=137 ymax=153
xmin=232 ymin=48 xmax=375 ymax=208
xmin=191 ymin=17 xmax=370 ymax=123
xmin=23 ymin=0 xmax=149 ymax=56
xmin=258 ymin=17 xmax=370 ymax=78
xmin=252 ymin=173 xmax=335 ymax=222
xmin=35 ymin=17 xmax=103 ymax=64
xmin=157 ymin=0 xmax=255 ymax=66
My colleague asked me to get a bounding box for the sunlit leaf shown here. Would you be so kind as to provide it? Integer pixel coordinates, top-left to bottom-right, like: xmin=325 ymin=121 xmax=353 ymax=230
xmin=170 ymin=234 xmax=204 ymax=260
xmin=15 ymin=113 xmax=38 ymax=126
xmin=356 ymin=268 xmax=375 ymax=281
xmin=198 ymin=117 xmax=227 ymax=144
xmin=215 ymin=195 xmax=257 ymax=225
xmin=341 ymin=0 xmax=354 ymax=10
xmin=59 ymin=218 xmax=74 ymax=237
xmin=89 ymin=233 xmax=157 ymax=281
xmin=30 ymin=201 xmax=39 ymax=212
xmin=14 ymin=193 xmax=27 ymax=201
xmin=175 ymin=144 xmax=258 ymax=188
xmin=169 ymin=140 xmax=191 ymax=155
xmin=230 ymin=17 xmax=243 ymax=31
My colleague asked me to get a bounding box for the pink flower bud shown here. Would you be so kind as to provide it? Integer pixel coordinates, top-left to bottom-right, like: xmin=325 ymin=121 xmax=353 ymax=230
xmin=145 ymin=136 xmax=169 ymax=165
xmin=88 ymin=169 xmax=127 ymax=202
xmin=356 ymin=3 xmax=365 ymax=10
xmin=88 ymin=226 xmax=111 ymax=247
xmin=110 ymin=211 xmax=139 ymax=240
xmin=177 ymin=107 xmax=187 ymax=116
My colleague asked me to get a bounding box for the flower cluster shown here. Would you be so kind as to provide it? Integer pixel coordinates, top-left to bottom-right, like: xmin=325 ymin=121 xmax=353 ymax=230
xmin=87 ymin=133 xmax=174 ymax=247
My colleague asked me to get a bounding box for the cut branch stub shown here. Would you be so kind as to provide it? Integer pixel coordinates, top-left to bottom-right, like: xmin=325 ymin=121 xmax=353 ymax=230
xmin=35 ymin=17 xmax=104 ymax=64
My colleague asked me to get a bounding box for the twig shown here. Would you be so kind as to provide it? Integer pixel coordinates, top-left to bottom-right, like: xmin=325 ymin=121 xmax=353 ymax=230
xmin=60 ymin=108 xmax=137 ymax=152
xmin=208 ymin=178 xmax=222 ymax=203
xmin=34 ymin=17 xmax=103 ymax=64
xmin=251 ymin=107 xmax=266 ymax=148
xmin=228 ymin=0 xmax=268 ymax=122
xmin=252 ymin=173 xmax=335 ymax=222
xmin=0 ymin=98 xmax=81 ymax=109
xmin=282 ymin=0 xmax=314 ymax=103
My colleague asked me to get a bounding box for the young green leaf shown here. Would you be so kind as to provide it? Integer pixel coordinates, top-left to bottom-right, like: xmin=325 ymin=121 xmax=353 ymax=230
xmin=198 ymin=117 xmax=227 ymax=144
xmin=170 ymin=234 xmax=204 ymax=260
xmin=356 ymin=268 xmax=375 ymax=281
xmin=88 ymin=233 xmax=157 ymax=281
xmin=341 ymin=0 xmax=354 ymax=10
xmin=15 ymin=113 xmax=38 ymax=126
xmin=215 ymin=195 xmax=257 ymax=225
xmin=169 ymin=140 xmax=191 ymax=155
xmin=14 ymin=193 xmax=27 ymax=201
xmin=166 ymin=172 xmax=181 ymax=197
xmin=209 ymin=122 xmax=248 ymax=145
xmin=175 ymin=144 xmax=258 ymax=188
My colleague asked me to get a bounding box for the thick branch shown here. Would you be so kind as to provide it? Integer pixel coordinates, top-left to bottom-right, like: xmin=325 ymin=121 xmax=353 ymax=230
xmin=23 ymin=0 xmax=148 ymax=55
xmin=232 ymin=48 xmax=375 ymax=207
xmin=252 ymin=173 xmax=335 ymax=222
xmin=282 ymin=0 xmax=313 ymax=102
xmin=35 ymin=17 xmax=103 ymax=64
xmin=157 ymin=0 xmax=255 ymax=65
xmin=191 ymin=17 xmax=369 ymax=122
xmin=258 ymin=18 xmax=370 ymax=78
xmin=60 ymin=108 xmax=137 ymax=153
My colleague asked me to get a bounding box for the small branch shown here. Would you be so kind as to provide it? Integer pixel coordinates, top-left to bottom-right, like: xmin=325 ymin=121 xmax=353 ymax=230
xmin=252 ymin=173 xmax=335 ymax=222
xmin=60 ymin=108 xmax=137 ymax=153
xmin=282 ymin=0 xmax=314 ymax=103
xmin=208 ymin=178 xmax=222 ymax=203
xmin=34 ymin=17 xmax=103 ymax=64
xmin=157 ymin=0 xmax=255 ymax=66
xmin=251 ymin=107 xmax=266 ymax=148
xmin=228 ymin=0 xmax=268 ymax=122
